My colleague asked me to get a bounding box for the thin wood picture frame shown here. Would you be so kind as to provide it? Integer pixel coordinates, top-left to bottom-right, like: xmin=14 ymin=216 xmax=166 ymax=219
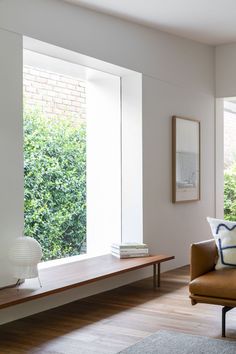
xmin=172 ymin=116 xmax=200 ymax=203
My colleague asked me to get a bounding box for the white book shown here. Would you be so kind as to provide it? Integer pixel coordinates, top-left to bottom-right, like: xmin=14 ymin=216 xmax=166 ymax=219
xmin=111 ymin=247 xmax=149 ymax=254
xmin=112 ymin=243 xmax=148 ymax=250
xmin=112 ymin=252 xmax=149 ymax=259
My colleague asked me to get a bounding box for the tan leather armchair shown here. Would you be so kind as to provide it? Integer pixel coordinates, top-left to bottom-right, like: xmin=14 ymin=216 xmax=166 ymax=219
xmin=189 ymin=239 xmax=236 ymax=337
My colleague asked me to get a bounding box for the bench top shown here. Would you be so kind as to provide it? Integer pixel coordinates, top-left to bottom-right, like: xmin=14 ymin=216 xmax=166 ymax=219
xmin=0 ymin=254 xmax=174 ymax=309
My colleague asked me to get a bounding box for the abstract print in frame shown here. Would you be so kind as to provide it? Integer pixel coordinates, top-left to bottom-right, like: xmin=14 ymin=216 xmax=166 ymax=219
xmin=172 ymin=116 xmax=200 ymax=203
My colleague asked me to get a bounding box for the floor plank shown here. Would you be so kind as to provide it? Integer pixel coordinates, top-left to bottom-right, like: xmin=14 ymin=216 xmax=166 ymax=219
xmin=0 ymin=266 xmax=235 ymax=354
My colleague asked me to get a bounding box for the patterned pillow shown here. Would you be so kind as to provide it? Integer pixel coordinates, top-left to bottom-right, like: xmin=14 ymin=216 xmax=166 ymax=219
xmin=207 ymin=217 xmax=236 ymax=270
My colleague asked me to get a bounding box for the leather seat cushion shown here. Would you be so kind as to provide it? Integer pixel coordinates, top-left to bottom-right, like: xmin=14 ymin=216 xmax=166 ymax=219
xmin=190 ymin=268 xmax=236 ymax=300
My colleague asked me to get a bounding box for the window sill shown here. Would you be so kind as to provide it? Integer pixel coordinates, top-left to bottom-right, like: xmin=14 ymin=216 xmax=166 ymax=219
xmin=38 ymin=252 xmax=107 ymax=270
xmin=38 ymin=253 xmax=90 ymax=270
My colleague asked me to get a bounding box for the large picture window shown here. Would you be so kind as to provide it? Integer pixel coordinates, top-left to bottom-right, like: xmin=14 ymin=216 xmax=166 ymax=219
xmin=22 ymin=38 xmax=142 ymax=264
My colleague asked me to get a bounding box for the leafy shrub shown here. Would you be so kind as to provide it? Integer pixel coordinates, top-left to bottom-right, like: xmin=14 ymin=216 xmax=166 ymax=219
xmin=224 ymin=164 xmax=236 ymax=221
xmin=24 ymin=107 xmax=86 ymax=261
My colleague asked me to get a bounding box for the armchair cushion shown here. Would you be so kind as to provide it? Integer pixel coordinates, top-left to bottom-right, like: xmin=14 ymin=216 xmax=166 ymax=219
xmin=190 ymin=267 xmax=236 ymax=300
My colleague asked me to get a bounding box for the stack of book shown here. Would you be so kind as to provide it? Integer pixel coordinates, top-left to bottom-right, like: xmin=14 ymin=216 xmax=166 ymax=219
xmin=111 ymin=243 xmax=149 ymax=259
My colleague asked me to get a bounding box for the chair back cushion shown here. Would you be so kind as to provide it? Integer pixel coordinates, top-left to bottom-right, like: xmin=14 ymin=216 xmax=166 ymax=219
xmin=207 ymin=217 xmax=236 ymax=270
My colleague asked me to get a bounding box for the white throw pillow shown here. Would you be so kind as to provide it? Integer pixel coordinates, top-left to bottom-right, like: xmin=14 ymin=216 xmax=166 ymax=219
xmin=207 ymin=217 xmax=236 ymax=270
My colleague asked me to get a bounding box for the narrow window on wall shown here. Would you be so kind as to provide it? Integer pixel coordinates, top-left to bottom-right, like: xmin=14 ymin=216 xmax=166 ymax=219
xmin=224 ymin=98 xmax=236 ymax=221
xmin=23 ymin=50 xmax=87 ymax=262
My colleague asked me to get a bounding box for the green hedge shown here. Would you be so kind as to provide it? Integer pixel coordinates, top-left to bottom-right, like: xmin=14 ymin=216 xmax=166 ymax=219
xmin=224 ymin=164 xmax=236 ymax=221
xmin=24 ymin=107 xmax=86 ymax=261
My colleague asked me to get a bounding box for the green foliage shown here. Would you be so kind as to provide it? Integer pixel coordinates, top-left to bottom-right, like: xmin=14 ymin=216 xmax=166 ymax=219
xmin=224 ymin=164 xmax=236 ymax=221
xmin=24 ymin=107 xmax=86 ymax=261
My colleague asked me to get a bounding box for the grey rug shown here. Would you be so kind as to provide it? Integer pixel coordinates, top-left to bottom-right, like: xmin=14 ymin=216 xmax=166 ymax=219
xmin=118 ymin=330 xmax=236 ymax=353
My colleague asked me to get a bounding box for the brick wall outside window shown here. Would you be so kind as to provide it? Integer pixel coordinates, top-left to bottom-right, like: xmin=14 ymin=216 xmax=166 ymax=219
xmin=23 ymin=65 xmax=86 ymax=126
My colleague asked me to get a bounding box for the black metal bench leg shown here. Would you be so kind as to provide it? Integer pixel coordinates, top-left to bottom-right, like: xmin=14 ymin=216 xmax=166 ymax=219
xmin=153 ymin=263 xmax=161 ymax=289
xmin=222 ymin=306 xmax=233 ymax=337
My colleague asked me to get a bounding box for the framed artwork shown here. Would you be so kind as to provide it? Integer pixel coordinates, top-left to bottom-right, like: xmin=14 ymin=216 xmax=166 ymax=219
xmin=172 ymin=116 xmax=200 ymax=203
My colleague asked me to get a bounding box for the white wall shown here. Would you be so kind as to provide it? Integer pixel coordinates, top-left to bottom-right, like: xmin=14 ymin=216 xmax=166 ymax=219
xmin=121 ymin=74 xmax=143 ymax=243
xmin=24 ymin=49 xmax=87 ymax=81
xmin=0 ymin=28 xmax=24 ymax=287
xmin=86 ymin=70 xmax=121 ymax=254
xmin=0 ymin=0 xmax=215 ymax=323
xmin=216 ymin=44 xmax=236 ymax=98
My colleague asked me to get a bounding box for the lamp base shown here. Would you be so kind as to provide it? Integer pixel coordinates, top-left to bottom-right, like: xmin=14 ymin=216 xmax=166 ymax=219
xmin=13 ymin=265 xmax=39 ymax=279
xmin=0 ymin=278 xmax=24 ymax=290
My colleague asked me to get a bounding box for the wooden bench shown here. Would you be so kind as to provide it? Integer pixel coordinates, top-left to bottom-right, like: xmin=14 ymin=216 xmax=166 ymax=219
xmin=0 ymin=254 xmax=174 ymax=310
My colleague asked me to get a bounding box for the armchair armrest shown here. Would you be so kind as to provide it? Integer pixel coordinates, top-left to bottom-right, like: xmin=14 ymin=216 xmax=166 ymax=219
xmin=190 ymin=239 xmax=217 ymax=281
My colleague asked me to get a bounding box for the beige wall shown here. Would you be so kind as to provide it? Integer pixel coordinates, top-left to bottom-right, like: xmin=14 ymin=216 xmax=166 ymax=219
xmin=216 ymin=44 xmax=236 ymax=98
xmin=0 ymin=28 xmax=23 ymax=288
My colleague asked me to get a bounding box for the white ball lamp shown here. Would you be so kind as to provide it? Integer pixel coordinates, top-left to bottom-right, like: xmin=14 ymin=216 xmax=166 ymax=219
xmin=9 ymin=236 xmax=43 ymax=287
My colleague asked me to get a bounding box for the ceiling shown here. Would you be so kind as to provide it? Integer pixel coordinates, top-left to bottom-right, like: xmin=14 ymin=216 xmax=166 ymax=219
xmin=63 ymin=0 xmax=236 ymax=45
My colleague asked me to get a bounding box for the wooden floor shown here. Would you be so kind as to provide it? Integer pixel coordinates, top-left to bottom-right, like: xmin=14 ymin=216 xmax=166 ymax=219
xmin=0 ymin=266 xmax=236 ymax=353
